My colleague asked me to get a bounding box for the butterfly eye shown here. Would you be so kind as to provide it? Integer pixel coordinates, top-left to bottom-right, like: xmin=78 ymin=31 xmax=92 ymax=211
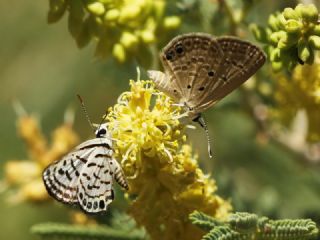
xmin=198 ymin=86 xmax=205 ymax=91
xmin=97 ymin=128 xmax=107 ymax=137
xmin=187 ymin=85 xmax=191 ymax=89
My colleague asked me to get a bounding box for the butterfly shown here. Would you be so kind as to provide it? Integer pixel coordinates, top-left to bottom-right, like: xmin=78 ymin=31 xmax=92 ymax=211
xmin=148 ymin=33 xmax=266 ymax=157
xmin=42 ymin=122 xmax=128 ymax=214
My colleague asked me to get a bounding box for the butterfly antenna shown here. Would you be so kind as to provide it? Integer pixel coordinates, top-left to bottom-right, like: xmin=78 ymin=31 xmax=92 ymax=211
xmin=97 ymin=114 xmax=108 ymax=131
xmin=193 ymin=114 xmax=213 ymax=158
xmin=77 ymin=94 xmax=95 ymax=131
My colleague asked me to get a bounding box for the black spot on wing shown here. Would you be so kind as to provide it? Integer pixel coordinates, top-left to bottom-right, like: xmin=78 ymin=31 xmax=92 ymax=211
xmin=99 ymin=200 xmax=105 ymax=209
xmin=76 ymin=156 xmax=87 ymax=163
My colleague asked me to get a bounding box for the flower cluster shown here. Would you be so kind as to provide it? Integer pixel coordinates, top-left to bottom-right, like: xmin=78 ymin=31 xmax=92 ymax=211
xmin=47 ymin=0 xmax=181 ymax=65
xmin=107 ymin=80 xmax=231 ymax=240
xmin=274 ymin=62 xmax=320 ymax=142
xmin=251 ymin=4 xmax=320 ymax=71
xmin=3 ymin=112 xmax=79 ymax=202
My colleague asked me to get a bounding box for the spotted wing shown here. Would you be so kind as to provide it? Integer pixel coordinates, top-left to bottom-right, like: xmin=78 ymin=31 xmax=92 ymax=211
xmin=194 ymin=37 xmax=266 ymax=113
xmin=76 ymin=138 xmax=128 ymax=213
xmin=158 ymin=33 xmax=224 ymax=107
xmin=43 ymin=136 xmax=126 ymax=214
xmin=109 ymin=157 xmax=129 ymax=190
xmin=42 ymin=139 xmax=98 ymax=204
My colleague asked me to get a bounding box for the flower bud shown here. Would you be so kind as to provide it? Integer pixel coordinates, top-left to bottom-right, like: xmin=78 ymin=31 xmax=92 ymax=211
xmin=140 ymin=30 xmax=155 ymax=43
xmin=297 ymin=40 xmax=311 ymax=62
xmin=309 ymin=35 xmax=320 ymax=50
xmin=163 ymin=16 xmax=181 ymax=29
xmin=312 ymin=25 xmax=320 ymax=35
xmin=112 ymin=43 xmax=126 ymax=62
xmin=250 ymin=24 xmax=268 ymax=43
xmin=269 ymin=31 xmax=286 ymax=45
xmin=120 ymin=32 xmax=138 ymax=49
xmin=297 ymin=4 xmax=318 ymax=23
xmin=270 ymin=48 xmax=281 ymax=61
xmin=285 ymin=19 xmax=302 ymax=33
xmin=118 ymin=5 xmax=141 ymax=23
xmin=87 ymin=2 xmax=105 ymax=16
xmin=104 ymin=9 xmax=120 ymax=22
xmin=268 ymin=14 xmax=283 ymax=31
xmin=283 ymin=7 xmax=300 ymax=20
xmin=271 ymin=61 xmax=283 ymax=72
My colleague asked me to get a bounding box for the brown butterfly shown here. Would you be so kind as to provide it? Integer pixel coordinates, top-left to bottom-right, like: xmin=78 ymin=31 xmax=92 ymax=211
xmin=148 ymin=33 xmax=266 ymax=157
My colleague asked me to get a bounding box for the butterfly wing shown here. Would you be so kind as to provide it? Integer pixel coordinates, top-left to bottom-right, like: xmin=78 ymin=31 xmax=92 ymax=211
xmin=157 ymin=33 xmax=224 ymax=106
xmin=42 ymin=139 xmax=97 ymax=204
xmin=109 ymin=157 xmax=129 ymax=190
xmin=147 ymin=70 xmax=181 ymax=102
xmin=43 ymin=136 xmax=127 ymax=214
xmin=76 ymin=138 xmax=116 ymax=213
xmin=193 ymin=37 xmax=266 ymax=113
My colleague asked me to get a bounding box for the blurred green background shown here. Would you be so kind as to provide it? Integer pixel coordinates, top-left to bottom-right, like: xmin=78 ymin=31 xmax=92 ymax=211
xmin=1 ymin=0 xmax=320 ymax=239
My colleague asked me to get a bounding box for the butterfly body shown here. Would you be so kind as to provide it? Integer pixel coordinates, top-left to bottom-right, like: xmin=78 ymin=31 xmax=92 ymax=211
xmin=43 ymin=124 xmax=128 ymax=214
xmin=148 ymin=33 xmax=266 ymax=119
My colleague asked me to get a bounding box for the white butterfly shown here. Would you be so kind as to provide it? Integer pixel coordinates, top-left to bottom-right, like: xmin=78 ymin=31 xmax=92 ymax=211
xmin=43 ymin=123 xmax=128 ymax=214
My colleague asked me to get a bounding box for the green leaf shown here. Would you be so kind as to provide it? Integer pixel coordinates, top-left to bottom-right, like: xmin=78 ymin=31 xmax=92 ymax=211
xmin=31 ymin=223 xmax=144 ymax=240
xmin=47 ymin=0 xmax=67 ymax=23
xmin=189 ymin=211 xmax=222 ymax=232
xmin=68 ymin=0 xmax=85 ymax=39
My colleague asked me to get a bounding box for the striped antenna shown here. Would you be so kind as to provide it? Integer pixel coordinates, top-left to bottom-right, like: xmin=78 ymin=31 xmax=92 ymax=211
xmin=77 ymin=94 xmax=95 ymax=131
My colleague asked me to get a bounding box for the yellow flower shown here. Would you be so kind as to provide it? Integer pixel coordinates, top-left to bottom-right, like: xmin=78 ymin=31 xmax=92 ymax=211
xmin=274 ymin=61 xmax=320 ymax=142
xmin=107 ymin=80 xmax=232 ymax=240
xmin=3 ymin=112 xmax=79 ymax=203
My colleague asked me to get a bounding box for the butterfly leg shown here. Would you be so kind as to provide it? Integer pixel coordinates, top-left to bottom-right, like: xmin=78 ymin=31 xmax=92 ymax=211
xmin=192 ymin=114 xmax=213 ymax=158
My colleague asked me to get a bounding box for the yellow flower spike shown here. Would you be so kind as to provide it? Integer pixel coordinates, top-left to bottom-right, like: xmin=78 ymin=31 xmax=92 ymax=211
xmin=21 ymin=179 xmax=49 ymax=202
xmin=3 ymin=111 xmax=79 ymax=203
xmin=17 ymin=115 xmax=48 ymax=162
xmin=107 ymin=79 xmax=231 ymax=240
xmin=5 ymin=161 xmax=41 ymax=185
xmin=275 ymin=62 xmax=320 ymax=142
xmin=41 ymin=123 xmax=79 ymax=167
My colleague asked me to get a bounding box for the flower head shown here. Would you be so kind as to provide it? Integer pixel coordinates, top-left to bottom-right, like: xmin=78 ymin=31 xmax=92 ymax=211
xmin=107 ymin=79 xmax=231 ymax=240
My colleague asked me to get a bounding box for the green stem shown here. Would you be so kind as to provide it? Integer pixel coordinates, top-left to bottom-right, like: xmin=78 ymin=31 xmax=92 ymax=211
xmin=239 ymin=87 xmax=319 ymax=166
xmin=31 ymin=223 xmax=144 ymax=240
